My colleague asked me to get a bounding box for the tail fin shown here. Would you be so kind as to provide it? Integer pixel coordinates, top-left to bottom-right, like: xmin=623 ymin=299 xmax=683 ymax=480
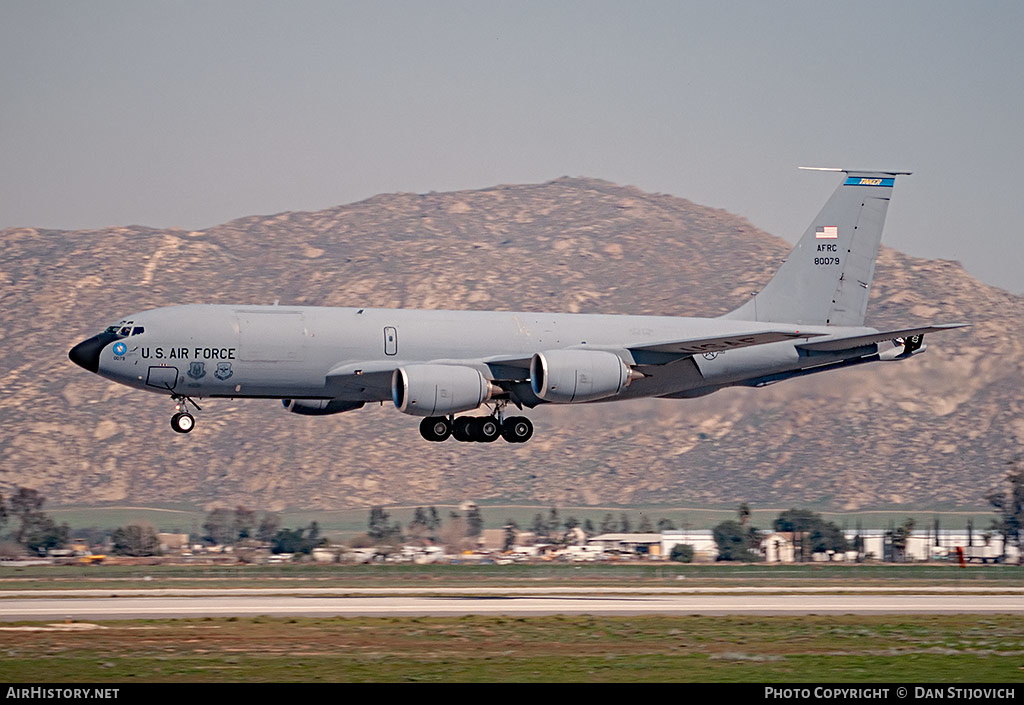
xmin=725 ymin=168 xmax=910 ymax=326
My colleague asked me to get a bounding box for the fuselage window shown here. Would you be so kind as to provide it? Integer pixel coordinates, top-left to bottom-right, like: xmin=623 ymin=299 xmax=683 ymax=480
xmin=131 ymin=326 xmax=145 ymax=336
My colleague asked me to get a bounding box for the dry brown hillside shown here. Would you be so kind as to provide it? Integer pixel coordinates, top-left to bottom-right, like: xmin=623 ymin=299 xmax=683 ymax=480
xmin=2 ymin=177 xmax=1021 ymax=511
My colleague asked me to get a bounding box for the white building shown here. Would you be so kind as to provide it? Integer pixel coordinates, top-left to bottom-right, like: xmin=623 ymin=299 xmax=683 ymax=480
xmin=763 ymin=529 xmax=1019 ymax=563
xmin=568 ymin=527 xmax=1021 ymax=564
xmin=589 ymin=533 xmax=664 ymax=557
xmin=660 ymin=530 xmax=718 ymax=561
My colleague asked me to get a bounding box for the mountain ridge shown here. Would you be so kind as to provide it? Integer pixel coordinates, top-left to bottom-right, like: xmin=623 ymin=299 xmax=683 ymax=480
xmin=2 ymin=177 xmax=1020 ymax=511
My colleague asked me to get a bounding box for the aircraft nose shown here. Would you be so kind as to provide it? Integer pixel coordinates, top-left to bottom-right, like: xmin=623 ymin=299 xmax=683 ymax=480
xmin=69 ymin=335 xmax=106 ymax=373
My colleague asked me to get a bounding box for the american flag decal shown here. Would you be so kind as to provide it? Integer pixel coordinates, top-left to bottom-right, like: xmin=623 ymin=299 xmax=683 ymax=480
xmin=815 ymin=225 xmax=838 ymax=239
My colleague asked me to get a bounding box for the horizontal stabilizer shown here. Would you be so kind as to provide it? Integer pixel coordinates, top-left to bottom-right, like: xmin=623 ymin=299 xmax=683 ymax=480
xmin=631 ymin=330 xmax=822 ymax=356
xmin=796 ymin=324 xmax=968 ymax=352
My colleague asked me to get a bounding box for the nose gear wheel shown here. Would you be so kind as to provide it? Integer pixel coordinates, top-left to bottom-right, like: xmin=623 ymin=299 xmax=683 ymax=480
xmin=171 ymin=411 xmax=195 ymax=434
xmin=169 ymin=394 xmax=201 ymax=434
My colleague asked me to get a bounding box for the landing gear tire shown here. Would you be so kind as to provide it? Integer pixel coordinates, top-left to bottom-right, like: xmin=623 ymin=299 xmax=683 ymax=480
xmin=171 ymin=412 xmax=195 ymax=434
xmin=419 ymin=416 xmax=452 ymax=442
xmin=471 ymin=416 xmax=501 ymax=443
xmin=501 ymin=416 xmax=533 ymax=443
xmin=452 ymin=416 xmax=475 ymax=442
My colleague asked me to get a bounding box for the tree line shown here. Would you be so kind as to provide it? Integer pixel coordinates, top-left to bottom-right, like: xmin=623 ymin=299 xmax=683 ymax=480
xmin=361 ymin=504 xmax=685 ymax=553
xmin=0 ymin=458 xmax=1019 ymax=560
xmin=705 ymin=459 xmax=1023 ymax=563
xmin=0 ymin=487 xmax=70 ymax=555
xmin=707 ymin=505 xmax=853 ymax=562
xmin=109 ymin=506 xmax=324 ymax=557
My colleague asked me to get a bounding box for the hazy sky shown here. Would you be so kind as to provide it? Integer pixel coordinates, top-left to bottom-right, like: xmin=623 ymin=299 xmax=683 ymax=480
xmin=3 ymin=1 xmax=1022 ymax=293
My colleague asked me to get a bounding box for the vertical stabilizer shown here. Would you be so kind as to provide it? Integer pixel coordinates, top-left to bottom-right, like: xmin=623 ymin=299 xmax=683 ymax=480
xmin=725 ymin=169 xmax=910 ymax=326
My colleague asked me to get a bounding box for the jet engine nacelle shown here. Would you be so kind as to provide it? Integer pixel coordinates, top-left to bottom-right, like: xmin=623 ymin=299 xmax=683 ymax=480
xmin=392 ymin=364 xmax=499 ymax=417
xmin=530 ymin=349 xmax=634 ymax=403
xmin=283 ymin=398 xmax=365 ymax=416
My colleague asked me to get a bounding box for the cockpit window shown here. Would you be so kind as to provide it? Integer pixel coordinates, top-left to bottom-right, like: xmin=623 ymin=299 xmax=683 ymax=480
xmin=103 ymin=323 xmax=140 ymax=339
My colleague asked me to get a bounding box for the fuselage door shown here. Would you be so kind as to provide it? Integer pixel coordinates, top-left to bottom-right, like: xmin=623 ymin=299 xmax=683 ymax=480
xmin=384 ymin=326 xmax=398 ymax=356
xmin=146 ymin=365 xmax=179 ymax=391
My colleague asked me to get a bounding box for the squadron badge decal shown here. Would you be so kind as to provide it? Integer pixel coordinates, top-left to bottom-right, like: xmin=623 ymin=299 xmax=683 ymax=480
xmin=214 ymin=362 xmax=233 ymax=381
xmin=187 ymin=361 xmax=206 ymax=380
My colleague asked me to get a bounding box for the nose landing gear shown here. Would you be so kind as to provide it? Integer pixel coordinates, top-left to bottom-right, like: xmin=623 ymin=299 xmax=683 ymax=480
xmin=171 ymin=411 xmax=195 ymax=433
xmin=169 ymin=394 xmax=202 ymax=434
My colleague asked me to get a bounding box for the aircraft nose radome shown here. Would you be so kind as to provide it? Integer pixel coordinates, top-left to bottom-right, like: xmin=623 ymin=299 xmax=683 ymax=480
xmin=69 ymin=336 xmax=104 ymax=373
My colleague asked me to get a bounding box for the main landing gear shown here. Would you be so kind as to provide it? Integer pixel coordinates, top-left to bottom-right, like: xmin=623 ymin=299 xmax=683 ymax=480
xmin=170 ymin=394 xmax=202 ymax=434
xmin=419 ymin=414 xmax=534 ymax=444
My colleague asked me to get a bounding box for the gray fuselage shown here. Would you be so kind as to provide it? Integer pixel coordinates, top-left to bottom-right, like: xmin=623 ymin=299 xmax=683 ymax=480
xmin=86 ymin=304 xmax=875 ymax=406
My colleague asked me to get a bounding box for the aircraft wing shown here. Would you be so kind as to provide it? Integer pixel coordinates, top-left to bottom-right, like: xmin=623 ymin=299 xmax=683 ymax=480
xmin=629 ymin=330 xmax=822 ymax=356
xmin=471 ymin=330 xmax=825 ymax=372
xmin=795 ymin=323 xmax=968 ymax=352
xmin=323 ymin=329 xmax=828 ymax=396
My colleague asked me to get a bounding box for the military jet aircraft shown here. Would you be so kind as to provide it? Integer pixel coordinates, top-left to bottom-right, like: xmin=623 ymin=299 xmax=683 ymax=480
xmin=69 ymin=169 xmax=966 ymax=443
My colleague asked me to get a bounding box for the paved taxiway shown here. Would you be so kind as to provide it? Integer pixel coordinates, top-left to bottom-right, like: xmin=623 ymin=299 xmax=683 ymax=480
xmin=1 ymin=589 xmax=1021 ymax=620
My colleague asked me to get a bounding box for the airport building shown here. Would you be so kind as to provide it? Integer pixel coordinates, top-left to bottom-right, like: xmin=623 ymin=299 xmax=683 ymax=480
xmin=652 ymin=529 xmax=1018 ymax=563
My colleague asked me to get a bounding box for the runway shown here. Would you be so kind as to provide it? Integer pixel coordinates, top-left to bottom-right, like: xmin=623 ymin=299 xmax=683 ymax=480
xmin=1 ymin=589 xmax=1021 ymax=621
